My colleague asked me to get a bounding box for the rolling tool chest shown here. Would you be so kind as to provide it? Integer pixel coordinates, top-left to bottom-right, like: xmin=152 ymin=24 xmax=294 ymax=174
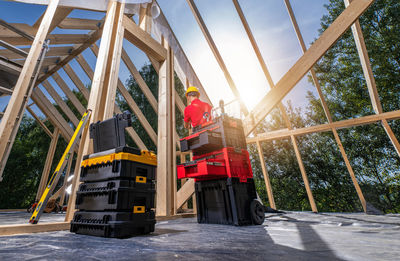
xmin=70 ymin=111 xmax=157 ymax=238
xmin=178 ymin=107 xmax=264 ymax=226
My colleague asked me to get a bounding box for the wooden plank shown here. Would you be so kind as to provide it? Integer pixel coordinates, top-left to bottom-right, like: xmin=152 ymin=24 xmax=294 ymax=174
xmin=3 ymin=34 xmax=89 ymax=46
xmin=246 ymin=109 xmax=400 ymax=143
xmin=245 ymin=0 xmax=376 ymax=136
xmin=0 ymin=46 xmax=73 ymax=60
xmin=0 ymin=222 xmax=70 ymax=237
xmin=186 ymin=0 xmax=247 ymax=114
xmin=58 ymin=18 xmax=100 ymax=30
xmin=0 ymin=0 xmax=60 ymax=181
xmin=52 ymin=72 xmax=86 ymax=115
xmin=35 ymin=127 xmax=60 ymax=201
xmin=256 ymin=141 xmax=276 ymax=209
xmin=122 ymin=15 xmax=167 ymax=62
xmin=382 ymin=119 xmax=400 ymax=157
xmin=42 ymin=80 xmax=80 ymax=127
xmin=0 ymin=86 xmax=13 ymax=95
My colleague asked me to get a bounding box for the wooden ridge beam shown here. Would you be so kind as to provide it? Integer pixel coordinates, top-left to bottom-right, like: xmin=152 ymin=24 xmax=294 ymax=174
xmin=245 ymin=0 xmax=376 ymax=136
xmin=247 ymin=109 xmax=400 ymax=143
xmin=122 ymin=15 xmax=167 ymax=62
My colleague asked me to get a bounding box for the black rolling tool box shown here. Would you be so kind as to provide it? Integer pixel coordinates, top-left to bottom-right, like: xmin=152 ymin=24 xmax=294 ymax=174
xmin=70 ymin=210 xmax=156 ymax=238
xmin=90 ymin=111 xmax=132 ymax=153
xmin=180 ymin=115 xmax=247 ymax=156
xmin=195 ymin=178 xmax=265 ymax=226
xmin=80 ymin=146 xmax=157 ymax=183
xmin=75 ymin=179 xmax=155 ymax=211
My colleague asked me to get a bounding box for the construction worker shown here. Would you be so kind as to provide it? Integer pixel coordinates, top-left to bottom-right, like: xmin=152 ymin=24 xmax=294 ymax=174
xmin=184 ymin=86 xmax=212 ymax=132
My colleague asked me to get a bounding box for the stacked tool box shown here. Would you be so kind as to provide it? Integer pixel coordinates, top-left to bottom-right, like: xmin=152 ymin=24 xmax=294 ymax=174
xmin=178 ymin=113 xmax=265 ymax=226
xmin=70 ymin=112 xmax=157 ymax=238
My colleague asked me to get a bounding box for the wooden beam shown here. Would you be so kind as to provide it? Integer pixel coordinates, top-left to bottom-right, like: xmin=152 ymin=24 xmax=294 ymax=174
xmin=0 ymin=86 xmax=13 ymax=95
xmin=156 ymin=38 xmax=175 ymax=216
xmin=122 ymin=15 xmax=167 ymax=62
xmin=284 ymin=0 xmax=366 ymax=212
xmin=88 ymin=45 xmax=158 ymax=144
xmin=41 ymin=80 xmax=80 ymax=127
xmin=26 ymin=106 xmax=53 ymax=138
xmin=73 ymin=54 xmax=148 ymax=150
xmin=0 ymin=0 xmax=60 ymax=181
xmin=63 ymin=63 xmax=89 ymax=100
xmin=256 ymin=141 xmax=276 ymax=209
xmin=176 ymin=179 xmax=195 ymax=210
xmin=0 ymin=40 xmax=28 ymax=57
xmin=35 ymin=127 xmax=60 ymax=201
xmin=245 ymin=0 xmax=376 ymax=136
xmin=0 ymin=20 xmax=34 ymax=40
xmin=152 ymin=3 xmax=211 ymax=104
xmin=58 ymin=18 xmax=101 ymax=30
xmin=186 ymin=0 xmax=247 ymax=114
xmin=12 ymin=56 xmax=61 ymax=67
xmin=31 ymin=88 xmax=74 ymax=141
xmin=120 ymin=47 xmax=158 ymax=113
xmin=0 ymin=222 xmax=70 ymax=236
xmin=65 ymin=1 xmax=126 ymax=222
xmin=3 ymin=34 xmax=89 ymax=46
xmin=0 ymin=46 xmax=73 ymax=60
xmin=36 ymin=18 xmax=105 ymax=85
xmin=247 ymin=109 xmax=400 ymax=143
xmin=52 ymin=72 xmax=86 ymax=115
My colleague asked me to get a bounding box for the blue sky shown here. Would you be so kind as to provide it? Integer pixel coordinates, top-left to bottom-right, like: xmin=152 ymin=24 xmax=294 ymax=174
xmin=0 ymin=0 xmax=330 ymax=117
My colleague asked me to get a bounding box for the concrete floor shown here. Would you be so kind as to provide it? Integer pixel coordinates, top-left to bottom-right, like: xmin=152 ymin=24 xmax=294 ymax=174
xmin=0 ymin=211 xmax=399 ymax=260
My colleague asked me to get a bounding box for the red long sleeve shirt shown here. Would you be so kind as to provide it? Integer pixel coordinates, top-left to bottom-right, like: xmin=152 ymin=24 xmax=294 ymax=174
xmin=184 ymin=98 xmax=212 ymax=127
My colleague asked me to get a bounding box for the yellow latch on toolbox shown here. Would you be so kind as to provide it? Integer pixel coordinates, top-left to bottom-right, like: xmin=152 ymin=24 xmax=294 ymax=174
xmin=81 ymin=150 xmax=157 ymax=168
xmin=136 ymin=176 xmax=147 ymax=183
xmin=133 ymin=206 xmax=145 ymax=213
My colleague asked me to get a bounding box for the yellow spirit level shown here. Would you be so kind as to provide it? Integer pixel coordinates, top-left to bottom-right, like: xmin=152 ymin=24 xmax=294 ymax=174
xmin=29 ymin=110 xmax=92 ymax=224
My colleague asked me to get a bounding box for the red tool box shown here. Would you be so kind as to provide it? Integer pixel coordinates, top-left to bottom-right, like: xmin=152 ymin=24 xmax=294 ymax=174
xmin=177 ymin=147 xmax=253 ymax=182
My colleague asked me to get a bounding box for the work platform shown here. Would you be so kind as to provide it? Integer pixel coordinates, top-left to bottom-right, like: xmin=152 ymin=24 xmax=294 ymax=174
xmin=0 ymin=211 xmax=399 ymax=260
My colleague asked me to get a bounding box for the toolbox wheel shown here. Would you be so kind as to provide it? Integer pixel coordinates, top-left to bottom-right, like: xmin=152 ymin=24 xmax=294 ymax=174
xmin=250 ymin=199 xmax=265 ymax=225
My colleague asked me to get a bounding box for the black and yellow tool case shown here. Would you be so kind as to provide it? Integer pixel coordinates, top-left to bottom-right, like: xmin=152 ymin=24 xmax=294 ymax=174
xmin=70 ymin=210 xmax=156 ymax=238
xmin=75 ymin=179 xmax=155 ymax=211
xmin=80 ymin=146 xmax=157 ymax=183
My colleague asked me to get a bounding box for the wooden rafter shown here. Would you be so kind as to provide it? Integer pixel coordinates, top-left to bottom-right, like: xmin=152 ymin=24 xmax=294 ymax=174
xmin=244 ymin=0 xmax=376 ymax=136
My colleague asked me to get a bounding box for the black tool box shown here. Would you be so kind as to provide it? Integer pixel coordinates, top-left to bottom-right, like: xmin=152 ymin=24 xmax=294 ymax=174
xmin=90 ymin=111 xmax=132 ymax=153
xmin=70 ymin=211 xmax=156 ymax=238
xmin=195 ymin=177 xmax=264 ymax=226
xmin=180 ymin=115 xmax=247 ymax=156
xmin=80 ymin=146 xmax=157 ymax=183
xmin=75 ymin=179 xmax=155 ymax=211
